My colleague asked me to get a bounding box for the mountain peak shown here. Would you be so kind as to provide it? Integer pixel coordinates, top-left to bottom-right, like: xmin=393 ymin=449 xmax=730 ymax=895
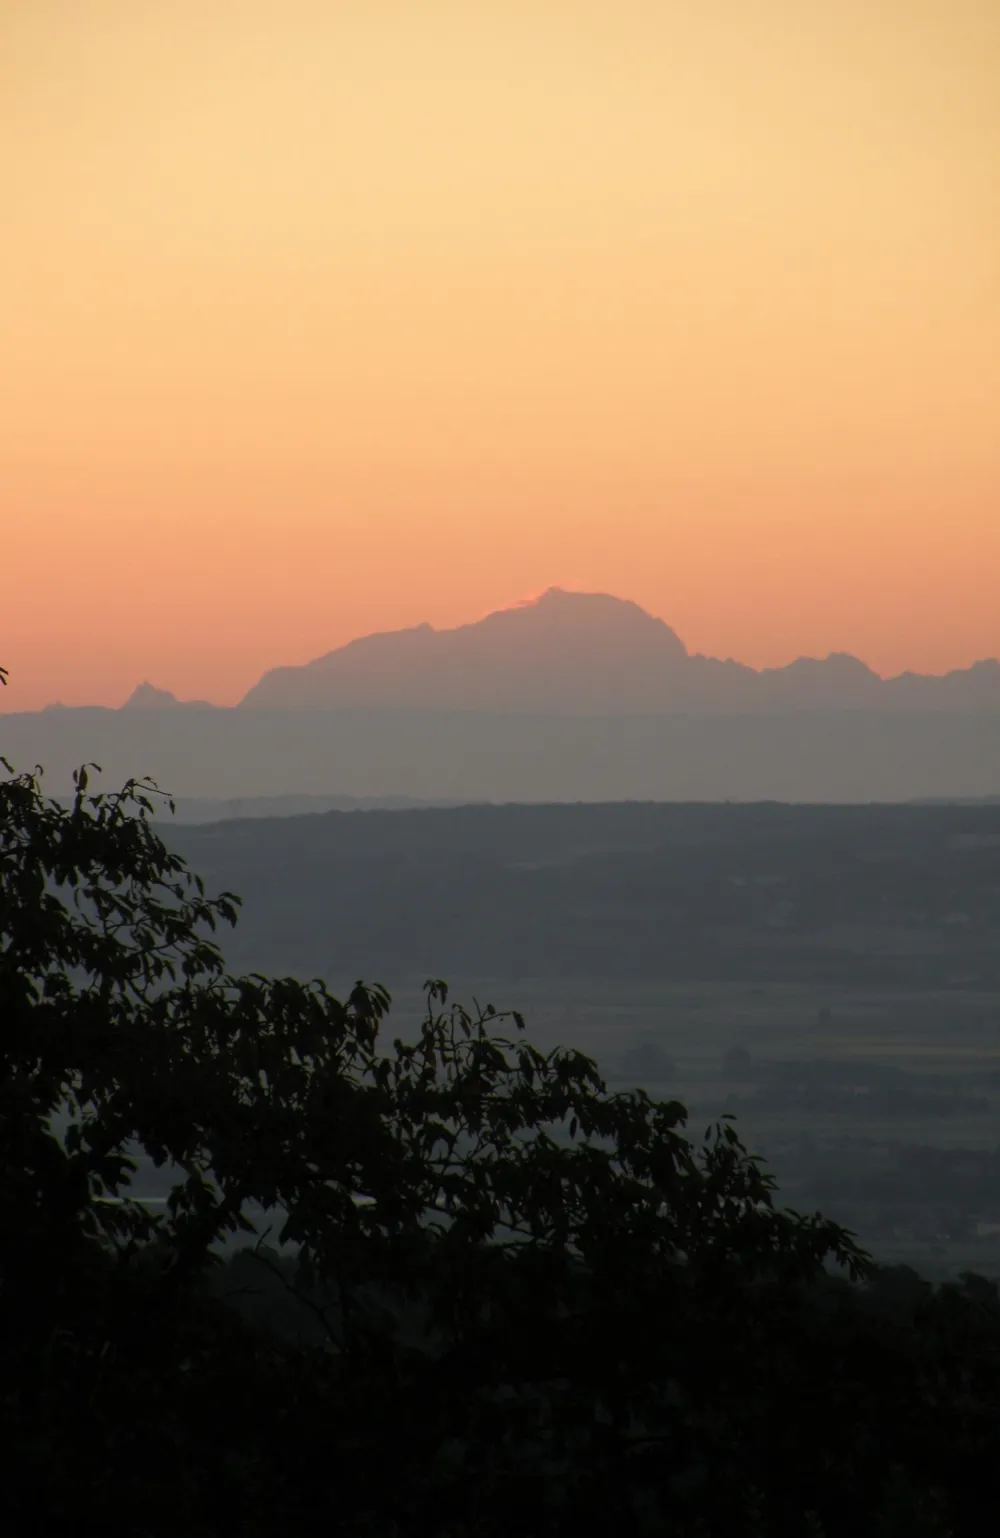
xmin=122 ymin=682 xmax=214 ymax=710
xmin=123 ymin=682 xmax=180 ymax=709
xmin=506 ymin=585 xmax=677 ymax=624
xmin=240 ymin=589 xmax=689 ymax=710
xmin=236 ymin=589 xmax=1000 ymax=715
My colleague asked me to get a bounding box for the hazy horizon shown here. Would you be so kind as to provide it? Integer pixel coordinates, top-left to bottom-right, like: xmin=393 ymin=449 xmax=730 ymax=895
xmin=3 ymin=706 xmax=998 ymax=805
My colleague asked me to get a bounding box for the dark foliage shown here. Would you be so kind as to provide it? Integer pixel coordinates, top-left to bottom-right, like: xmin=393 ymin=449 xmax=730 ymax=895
xmin=3 ymin=742 xmax=1000 ymax=1535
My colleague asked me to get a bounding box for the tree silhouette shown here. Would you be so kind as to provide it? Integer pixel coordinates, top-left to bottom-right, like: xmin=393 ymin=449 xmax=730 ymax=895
xmin=3 ymin=688 xmax=999 ymax=1536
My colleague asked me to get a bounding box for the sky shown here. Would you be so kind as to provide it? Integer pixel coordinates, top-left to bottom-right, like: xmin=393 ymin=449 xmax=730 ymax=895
xmin=2 ymin=0 xmax=998 ymax=709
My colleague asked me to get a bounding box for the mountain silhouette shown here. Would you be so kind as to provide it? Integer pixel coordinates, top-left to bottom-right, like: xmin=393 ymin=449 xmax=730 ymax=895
xmin=241 ymin=589 xmax=690 ymax=713
xmin=122 ymin=682 xmax=214 ymax=711
xmin=5 ymin=588 xmax=998 ymax=806
xmin=237 ymin=588 xmax=1000 ymax=714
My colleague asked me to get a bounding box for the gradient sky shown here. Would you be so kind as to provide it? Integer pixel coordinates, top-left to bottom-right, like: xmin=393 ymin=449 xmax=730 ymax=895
xmin=3 ymin=0 xmax=998 ymax=709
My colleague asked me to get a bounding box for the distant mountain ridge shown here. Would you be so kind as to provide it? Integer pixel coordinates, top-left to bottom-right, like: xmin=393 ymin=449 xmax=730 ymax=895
xmin=236 ymin=588 xmax=999 ymax=715
xmin=4 ymin=588 xmax=999 ymax=806
xmin=50 ymin=791 xmax=466 ymax=822
xmin=123 ymin=681 xmax=215 ymax=711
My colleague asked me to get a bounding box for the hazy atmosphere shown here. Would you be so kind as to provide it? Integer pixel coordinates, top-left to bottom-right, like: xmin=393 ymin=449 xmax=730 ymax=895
xmin=5 ymin=5 xmax=1000 ymax=1535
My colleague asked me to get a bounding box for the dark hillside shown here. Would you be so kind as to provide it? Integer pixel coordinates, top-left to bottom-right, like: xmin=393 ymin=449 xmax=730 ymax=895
xmin=169 ymin=801 xmax=1000 ymax=988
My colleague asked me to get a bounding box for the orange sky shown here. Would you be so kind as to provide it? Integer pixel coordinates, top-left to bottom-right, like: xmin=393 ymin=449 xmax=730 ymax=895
xmin=2 ymin=0 xmax=998 ymax=709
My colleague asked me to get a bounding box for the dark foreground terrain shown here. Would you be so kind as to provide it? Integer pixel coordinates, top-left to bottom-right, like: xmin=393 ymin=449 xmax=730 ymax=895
xmin=9 ymin=773 xmax=1000 ymax=1537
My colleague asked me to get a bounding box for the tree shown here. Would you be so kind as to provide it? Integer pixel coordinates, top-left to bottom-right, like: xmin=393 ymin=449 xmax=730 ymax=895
xmin=5 ymin=711 xmax=997 ymax=1535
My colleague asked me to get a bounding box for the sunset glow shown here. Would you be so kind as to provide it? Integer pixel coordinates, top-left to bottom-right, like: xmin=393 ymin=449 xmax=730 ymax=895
xmin=3 ymin=0 xmax=998 ymax=709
